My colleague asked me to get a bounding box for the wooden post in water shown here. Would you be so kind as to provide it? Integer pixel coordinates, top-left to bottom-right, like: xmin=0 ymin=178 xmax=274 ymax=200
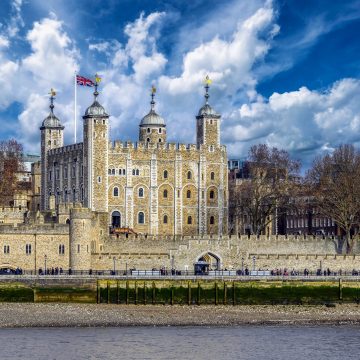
xmin=223 ymin=281 xmax=227 ymax=305
xmin=117 ymin=281 xmax=120 ymax=305
xmin=126 ymin=280 xmax=129 ymax=305
xmin=171 ymin=286 xmax=174 ymax=305
xmin=152 ymin=281 xmax=156 ymax=305
xmin=233 ymin=281 xmax=236 ymax=306
xmin=197 ymin=281 xmax=201 ymax=305
xmin=188 ymin=281 xmax=191 ymax=305
xmin=107 ymin=281 xmax=110 ymax=305
xmin=135 ymin=281 xmax=138 ymax=305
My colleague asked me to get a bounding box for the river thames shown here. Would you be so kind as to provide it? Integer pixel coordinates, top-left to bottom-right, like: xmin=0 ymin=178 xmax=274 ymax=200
xmin=1 ymin=325 xmax=360 ymax=359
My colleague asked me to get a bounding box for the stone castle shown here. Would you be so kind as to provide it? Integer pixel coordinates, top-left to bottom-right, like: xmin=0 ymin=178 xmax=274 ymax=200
xmin=0 ymin=81 xmax=360 ymax=273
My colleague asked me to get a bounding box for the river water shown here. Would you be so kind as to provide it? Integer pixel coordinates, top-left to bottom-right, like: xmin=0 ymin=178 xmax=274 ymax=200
xmin=1 ymin=326 xmax=359 ymax=359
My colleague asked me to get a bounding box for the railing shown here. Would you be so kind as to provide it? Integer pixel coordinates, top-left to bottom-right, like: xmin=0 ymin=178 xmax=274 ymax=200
xmin=1 ymin=269 xmax=360 ymax=277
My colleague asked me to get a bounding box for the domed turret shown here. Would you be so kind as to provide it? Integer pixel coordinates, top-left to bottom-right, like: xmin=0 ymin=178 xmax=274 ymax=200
xmin=85 ymin=90 xmax=108 ymax=116
xmin=40 ymin=93 xmax=64 ymax=129
xmin=139 ymin=85 xmax=166 ymax=144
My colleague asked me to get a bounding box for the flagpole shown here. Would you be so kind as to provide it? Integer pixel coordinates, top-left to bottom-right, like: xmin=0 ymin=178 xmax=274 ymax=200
xmin=74 ymin=71 xmax=77 ymax=143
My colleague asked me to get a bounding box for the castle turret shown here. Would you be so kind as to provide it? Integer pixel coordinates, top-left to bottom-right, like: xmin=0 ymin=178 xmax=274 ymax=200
xmin=69 ymin=203 xmax=92 ymax=270
xmin=82 ymin=81 xmax=110 ymax=212
xmin=40 ymin=89 xmax=64 ymax=210
xmin=139 ymin=85 xmax=166 ymax=144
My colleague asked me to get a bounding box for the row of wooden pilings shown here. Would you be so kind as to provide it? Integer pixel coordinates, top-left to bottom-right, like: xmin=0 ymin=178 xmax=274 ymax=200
xmin=97 ymin=280 xmax=235 ymax=305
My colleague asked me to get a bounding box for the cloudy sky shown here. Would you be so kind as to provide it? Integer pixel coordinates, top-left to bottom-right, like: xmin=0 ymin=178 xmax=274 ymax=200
xmin=0 ymin=0 xmax=360 ymax=170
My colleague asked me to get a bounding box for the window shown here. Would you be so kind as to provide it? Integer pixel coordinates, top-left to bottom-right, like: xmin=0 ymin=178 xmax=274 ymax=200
xmin=210 ymin=216 xmax=215 ymax=225
xmin=202 ymin=174 xmax=204 ymax=180
xmin=56 ymin=169 xmax=59 ymax=180
xmin=108 ymin=169 xmax=111 ymax=175
xmin=72 ymin=166 xmax=76 ymax=178
xmin=211 ymin=172 xmax=214 ymax=180
xmin=58 ymin=245 xmax=64 ymax=254
xmin=147 ymin=128 xmax=150 ymax=133
xmin=81 ymin=187 xmax=84 ymax=201
xmin=113 ymin=187 xmax=119 ymax=197
xmin=202 ymin=191 xmax=204 ymax=199
xmin=37 ymin=187 xmax=40 ymax=194
xmin=136 ymin=169 xmax=139 ymax=176
xmin=98 ymin=176 xmax=101 ymax=183
xmin=290 ymin=220 xmax=293 ymax=228
xmin=164 ymin=215 xmax=168 ymax=224
xmin=103 ymin=120 xmax=105 ymax=125
xmin=73 ymin=188 xmax=76 ymax=202
xmin=138 ymin=188 xmax=144 ymax=197
xmin=77 ymin=244 xmax=80 ymax=253
xmin=164 ymin=170 xmax=168 ymax=179
xmin=102 ymin=132 xmax=106 ymax=138
xmin=159 ymin=128 xmax=162 ymax=134
xmin=210 ymin=119 xmax=213 ymax=124
xmin=209 ymin=145 xmax=214 ymax=152
xmin=187 ymin=190 xmax=191 ymax=198
xmin=177 ymin=190 xmax=180 ymax=198
xmin=123 ymin=169 xmax=126 ymax=175
xmin=26 ymin=244 xmax=31 ymax=254
xmin=187 ymin=216 xmax=192 ymax=225
xmin=287 ymin=220 xmax=289 ymax=228
xmin=54 ymin=140 xmax=57 ymax=145
xmin=132 ymin=169 xmax=135 ymax=175
xmin=100 ymin=245 xmax=103 ymax=251
xmin=138 ymin=212 xmax=145 ymax=224
xmin=81 ymin=165 xmax=83 ymax=177
xmin=49 ymin=171 xmax=52 ymax=181
xmin=159 ymin=139 xmax=161 ymax=142
xmin=94 ymin=120 xmax=96 ymax=124
xmin=64 ymin=190 xmax=68 ymax=203
xmin=210 ymin=190 xmax=214 ymax=199
xmin=305 ymin=219 xmax=308 ymax=227
xmin=48 ymin=140 xmax=51 ymax=146
xmin=64 ymin=167 xmax=68 ymax=179
xmin=162 ymin=189 xmax=167 ymax=198
xmin=112 ymin=169 xmax=115 ymax=175
xmin=187 ymin=171 xmax=191 ymax=179
xmin=147 ymin=138 xmax=150 ymax=142
xmin=4 ymin=246 xmax=9 ymax=254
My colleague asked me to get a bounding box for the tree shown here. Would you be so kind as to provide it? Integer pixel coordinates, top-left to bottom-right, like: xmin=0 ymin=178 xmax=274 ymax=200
xmin=305 ymin=144 xmax=360 ymax=253
xmin=0 ymin=140 xmax=26 ymax=206
xmin=230 ymin=144 xmax=301 ymax=235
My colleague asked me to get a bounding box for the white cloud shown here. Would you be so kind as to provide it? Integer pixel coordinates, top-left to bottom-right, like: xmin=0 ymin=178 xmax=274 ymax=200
xmin=89 ymin=42 xmax=110 ymax=52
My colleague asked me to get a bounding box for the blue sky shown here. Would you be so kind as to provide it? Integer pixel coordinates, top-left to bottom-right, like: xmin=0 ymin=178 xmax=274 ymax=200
xmin=0 ymin=0 xmax=360 ymax=170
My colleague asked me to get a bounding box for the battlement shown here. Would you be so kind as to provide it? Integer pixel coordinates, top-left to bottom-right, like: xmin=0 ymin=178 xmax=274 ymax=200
xmin=108 ymin=140 xmax=227 ymax=153
xmin=48 ymin=142 xmax=83 ymax=156
xmin=0 ymin=206 xmax=27 ymax=213
xmin=70 ymin=204 xmax=92 ymax=219
xmin=31 ymin=162 xmax=41 ymax=174
xmin=57 ymin=202 xmax=74 ymax=213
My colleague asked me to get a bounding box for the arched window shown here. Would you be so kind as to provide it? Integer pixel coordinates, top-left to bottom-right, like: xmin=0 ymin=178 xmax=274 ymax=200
xmin=136 ymin=169 xmax=139 ymax=176
xmin=147 ymin=128 xmax=150 ymax=133
xmin=113 ymin=187 xmax=119 ymax=197
xmin=119 ymin=169 xmax=122 ymax=175
xmin=210 ymin=216 xmax=215 ymax=225
xmin=72 ymin=166 xmax=76 ymax=178
xmin=164 ymin=215 xmax=168 ymax=224
xmin=81 ymin=187 xmax=84 ymax=201
xmin=210 ymin=190 xmax=214 ymax=199
xmin=187 ymin=190 xmax=191 ymax=198
xmin=159 ymin=128 xmax=162 ymax=134
xmin=147 ymin=138 xmax=150 ymax=142
xmin=138 ymin=212 xmax=144 ymax=224
xmin=211 ymin=172 xmax=214 ymax=180
xmin=132 ymin=169 xmax=135 ymax=175
xmin=209 ymin=145 xmax=214 ymax=152
xmin=187 ymin=216 xmax=192 ymax=224
xmin=187 ymin=171 xmax=191 ymax=179
xmin=112 ymin=169 xmax=115 ymax=175
xmin=64 ymin=167 xmax=68 ymax=179
xmin=66 ymin=219 xmax=70 ymax=224
xmin=138 ymin=188 xmax=143 ymax=197
xmin=48 ymin=140 xmax=51 ymax=145
xmin=159 ymin=139 xmax=161 ymax=142
xmin=164 ymin=170 xmax=168 ymax=179
xmin=64 ymin=189 xmax=68 ymax=203
xmin=123 ymin=169 xmax=126 ymax=175
xmin=163 ymin=189 xmax=168 ymax=198
xmin=108 ymin=169 xmax=111 ymax=175
xmin=73 ymin=188 xmax=76 ymax=202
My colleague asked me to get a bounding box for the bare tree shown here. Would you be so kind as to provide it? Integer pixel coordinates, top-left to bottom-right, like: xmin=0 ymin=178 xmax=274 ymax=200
xmin=0 ymin=140 xmax=26 ymax=206
xmin=232 ymin=144 xmax=301 ymax=235
xmin=305 ymin=144 xmax=360 ymax=253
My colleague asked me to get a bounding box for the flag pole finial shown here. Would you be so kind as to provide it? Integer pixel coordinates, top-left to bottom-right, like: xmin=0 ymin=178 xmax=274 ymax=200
xmin=47 ymin=88 xmax=57 ymax=112
xmin=202 ymin=75 xmax=211 ymax=104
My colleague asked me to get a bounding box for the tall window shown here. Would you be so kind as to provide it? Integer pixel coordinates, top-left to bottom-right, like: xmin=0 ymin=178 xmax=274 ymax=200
xmin=56 ymin=169 xmax=59 ymax=180
xmin=72 ymin=166 xmax=76 ymax=178
xmin=187 ymin=216 xmax=192 ymax=224
xmin=81 ymin=187 xmax=84 ymax=201
xmin=159 ymin=139 xmax=161 ymax=142
xmin=147 ymin=128 xmax=150 ymax=133
xmin=4 ymin=246 xmax=9 ymax=253
xmin=210 ymin=190 xmax=214 ymax=199
xmin=114 ymin=187 xmax=119 ymax=197
xmin=136 ymin=169 xmax=139 ymax=176
xmin=123 ymin=169 xmax=126 ymax=175
xmin=108 ymin=169 xmax=111 ymax=175
xmin=132 ymin=169 xmax=135 ymax=175
xmin=147 ymin=138 xmax=150 ymax=142
xmin=210 ymin=216 xmax=215 ymax=225
xmin=187 ymin=171 xmax=191 ymax=179
xmin=64 ymin=167 xmax=67 ymax=179
xmin=138 ymin=212 xmax=144 ymax=224
xmin=163 ymin=189 xmax=168 ymax=198
xmin=81 ymin=165 xmax=84 ymax=177
xmin=112 ymin=169 xmax=115 ymax=175
xmin=73 ymin=188 xmax=76 ymax=202
xmin=64 ymin=189 xmax=68 ymax=203
xmin=209 ymin=145 xmax=214 ymax=152
xmin=187 ymin=190 xmax=191 ymax=198
xmin=138 ymin=188 xmax=144 ymax=197
xmin=49 ymin=171 xmax=52 ymax=181
xmin=164 ymin=170 xmax=168 ymax=179
xmin=26 ymin=244 xmax=32 ymax=254
xmin=159 ymin=128 xmax=162 ymax=134
xmin=164 ymin=215 xmax=168 ymax=224
xmin=211 ymin=172 xmax=214 ymax=180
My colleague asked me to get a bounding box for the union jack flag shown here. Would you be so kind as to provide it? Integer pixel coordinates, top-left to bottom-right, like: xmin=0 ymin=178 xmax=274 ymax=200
xmin=76 ymin=74 xmax=94 ymax=87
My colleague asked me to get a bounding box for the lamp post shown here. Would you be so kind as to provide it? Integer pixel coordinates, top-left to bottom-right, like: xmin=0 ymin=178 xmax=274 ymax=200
xmin=242 ymin=258 xmax=244 ymax=276
xmin=44 ymin=255 xmax=47 ymax=275
xmin=113 ymin=257 xmax=116 ymax=275
xmin=253 ymin=256 xmax=255 ymax=271
xmin=126 ymin=262 xmax=127 ymax=275
xmin=172 ymin=255 xmax=174 ymax=269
